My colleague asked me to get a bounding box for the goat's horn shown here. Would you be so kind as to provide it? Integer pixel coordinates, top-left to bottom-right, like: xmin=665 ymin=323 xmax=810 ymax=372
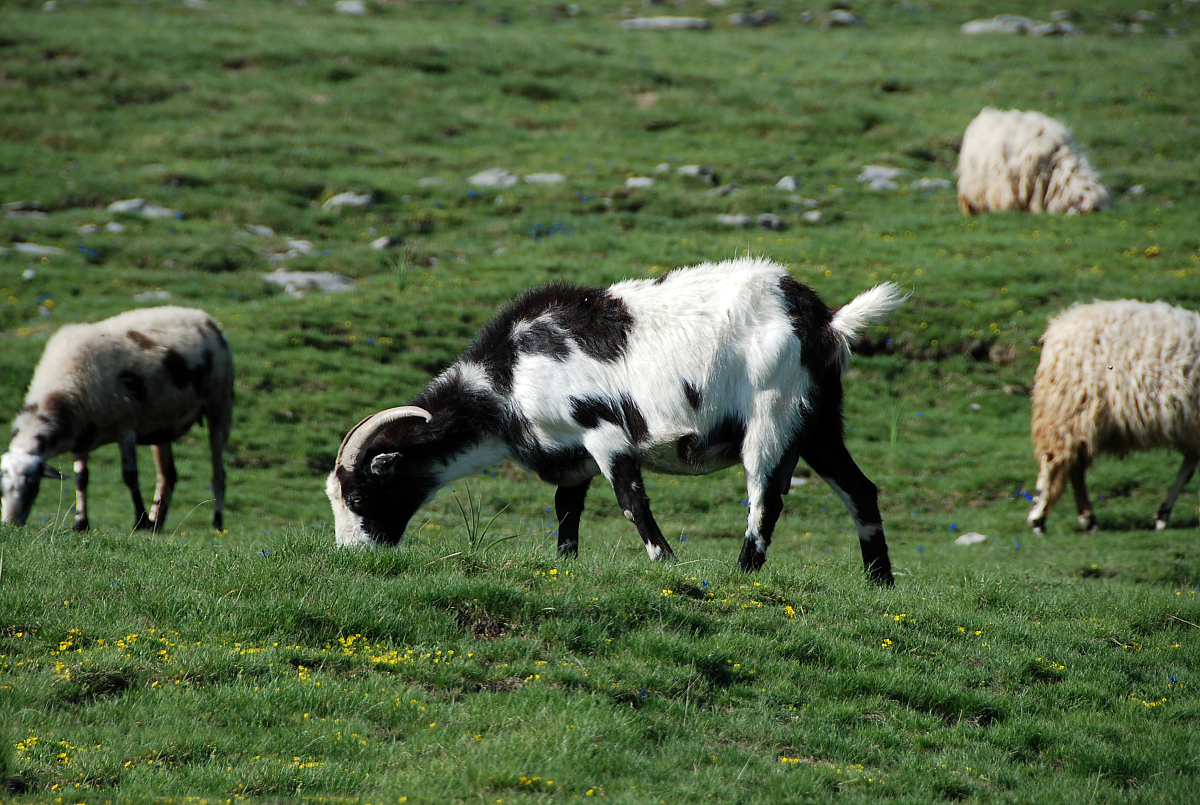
xmin=336 ymin=406 xmax=432 ymax=471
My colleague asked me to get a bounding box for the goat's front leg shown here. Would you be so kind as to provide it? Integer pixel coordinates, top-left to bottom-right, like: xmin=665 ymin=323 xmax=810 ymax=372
xmin=799 ymin=435 xmax=893 ymax=586
xmin=149 ymin=442 xmax=177 ymax=533
xmin=71 ymin=453 xmax=89 ymax=532
xmin=607 ymin=454 xmax=674 ymax=561
xmin=1155 ymin=452 xmax=1199 ymax=531
xmin=554 ymin=478 xmax=592 ymax=557
xmin=738 ymin=434 xmax=802 ymax=572
xmin=117 ymin=434 xmax=150 ymax=531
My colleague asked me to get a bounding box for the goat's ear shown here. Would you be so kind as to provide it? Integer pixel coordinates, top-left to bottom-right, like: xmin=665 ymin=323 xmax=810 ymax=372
xmin=42 ymin=464 xmax=65 ymax=480
xmin=369 ymin=452 xmax=403 ymax=476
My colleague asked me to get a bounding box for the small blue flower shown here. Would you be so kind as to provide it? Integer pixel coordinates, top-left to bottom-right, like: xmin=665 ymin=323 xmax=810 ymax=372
xmin=1170 ymin=676 xmax=1177 ymax=684
xmin=701 ymin=581 xmax=708 ymax=587
xmin=950 ymin=523 xmax=957 ymax=531
xmin=678 ymin=535 xmax=687 ymax=542
xmin=639 ymin=687 xmax=647 ymax=698
xmin=741 ymin=498 xmax=750 ymax=506
xmin=259 ymin=549 xmax=271 ymax=558
xmin=917 ymin=546 xmax=924 ymax=552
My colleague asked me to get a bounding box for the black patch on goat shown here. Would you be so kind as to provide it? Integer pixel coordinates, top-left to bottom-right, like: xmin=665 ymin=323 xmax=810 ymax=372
xmin=162 ymin=348 xmax=213 ymax=394
xmin=514 ymin=318 xmax=571 ymax=361
xmin=126 ymin=330 xmax=154 ymax=350
xmin=777 ymin=275 xmax=837 ymax=371
xmin=676 ymin=415 xmax=746 ymax=467
xmin=570 ymin=394 xmax=649 ymax=444
xmin=118 ymin=369 xmax=148 ymax=402
xmin=682 ymin=380 xmax=702 ymax=411
xmin=465 ymin=284 xmax=632 ymax=393
xmin=201 ymin=317 xmax=230 ymax=350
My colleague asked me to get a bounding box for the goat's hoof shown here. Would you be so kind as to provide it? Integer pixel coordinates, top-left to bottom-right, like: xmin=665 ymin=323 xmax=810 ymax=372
xmin=556 ymin=542 xmax=579 ymax=559
xmin=133 ymin=514 xmax=152 ymax=531
xmin=71 ymin=518 xmax=89 ymax=532
xmin=737 ymin=543 xmax=766 ymax=571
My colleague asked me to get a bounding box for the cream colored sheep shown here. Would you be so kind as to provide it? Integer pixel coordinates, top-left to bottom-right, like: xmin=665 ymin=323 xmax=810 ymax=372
xmin=1027 ymin=300 xmax=1200 ymax=534
xmin=957 ymin=108 xmax=1111 ymax=215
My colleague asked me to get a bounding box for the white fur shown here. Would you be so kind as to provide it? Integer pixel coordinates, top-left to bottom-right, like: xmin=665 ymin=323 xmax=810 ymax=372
xmin=957 ymin=108 xmax=1111 ymax=215
xmin=1028 ymin=300 xmax=1200 ymax=531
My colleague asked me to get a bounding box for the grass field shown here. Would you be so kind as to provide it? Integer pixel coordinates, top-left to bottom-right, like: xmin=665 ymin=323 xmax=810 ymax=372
xmin=2 ymin=0 xmax=1200 ymax=801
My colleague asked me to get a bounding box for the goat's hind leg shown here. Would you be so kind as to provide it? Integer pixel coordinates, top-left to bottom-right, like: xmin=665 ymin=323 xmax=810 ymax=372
xmin=737 ymin=437 xmax=801 ymax=572
xmin=607 ymin=454 xmax=674 ymax=561
xmin=1155 ymin=452 xmax=1200 ymax=531
xmin=1070 ymin=459 xmax=1095 ymax=532
xmin=149 ymin=443 xmax=177 ymax=533
xmin=554 ymin=478 xmax=592 ymax=558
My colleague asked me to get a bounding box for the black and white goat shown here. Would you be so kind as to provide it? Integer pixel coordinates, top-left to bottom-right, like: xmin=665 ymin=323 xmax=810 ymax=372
xmin=2 ymin=306 xmax=233 ymax=532
xmin=326 ymin=258 xmax=903 ymax=583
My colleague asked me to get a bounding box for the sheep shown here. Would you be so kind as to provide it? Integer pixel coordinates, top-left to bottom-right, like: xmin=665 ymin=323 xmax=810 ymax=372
xmin=326 ymin=257 xmax=903 ymax=584
xmin=1 ymin=306 xmax=233 ymax=533
xmin=957 ymin=108 xmax=1111 ymax=216
xmin=1027 ymin=300 xmax=1200 ymax=534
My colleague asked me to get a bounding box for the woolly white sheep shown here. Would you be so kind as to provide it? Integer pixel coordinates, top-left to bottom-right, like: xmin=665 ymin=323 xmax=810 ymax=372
xmin=957 ymin=108 xmax=1111 ymax=216
xmin=1027 ymin=300 xmax=1200 ymax=534
xmin=2 ymin=307 xmax=233 ymax=532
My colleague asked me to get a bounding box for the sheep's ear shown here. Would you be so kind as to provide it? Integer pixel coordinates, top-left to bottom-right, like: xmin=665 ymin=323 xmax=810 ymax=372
xmin=42 ymin=464 xmax=65 ymax=480
xmin=369 ymin=452 xmax=403 ymax=476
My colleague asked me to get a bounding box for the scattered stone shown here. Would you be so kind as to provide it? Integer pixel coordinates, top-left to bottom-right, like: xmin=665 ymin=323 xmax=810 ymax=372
xmin=970 ymin=402 xmax=982 ymax=411
xmin=269 ymin=238 xmax=316 ymax=263
xmin=1129 ymin=23 xmax=1145 ymax=34
xmin=21 ymin=268 xmax=36 ymax=281
xmin=625 ymin=177 xmax=655 ymax=188
xmin=13 ymin=242 xmax=64 ymax=257
xmin=654 ymin=162 xmax=672 ymax=173
xmin=42 ymin=0 xmax=58 ymax=11
xmin=911 ymin=177 xmax=952 ymax=191
xmin=2 ymin=201 xmax=42 ymax=212
xmin=961 ymin=14 xmax=1079 ymax=36
xmin=370 ymin=235 xmax=404 ymax=250
xmin=261 ymin=269 xmax=357 ymax=297
xmin=775 ymin=176 xmax=798 ymax=191
xmin=322 ymin=191 xmax=373 ymax=209
xmin=858 ymin=165 xmax=904 ymax=183
xmin=801 ymin=210 xmax=822 ymax=223
xmin=5 ymin=210 xmax=48 ymax=220
xmin=104 ymin=222 xmax=126 ymax=234
xmin=1134 ymin=10 xmax=1158 ymax=22
xmin=134 ymin=290 xmax=173 ymax=301
xmin=1049 ymin=10 xmax=1074 ymax=21
xmin=798 ymin=10 xmax=815 ymax=23
xmin=802 ymin=198 xmax=820 ymax=208
xmin=38 ymin=306 xmax=51 ymax=317
xmin=954 ymin=531 xmax=987 ymax=546
xmin=619 ymin=16 xmax=712 ymax=30
xmin=140 ymin=204 xmax=181 ymax=219
xmin=335 ymin=0 xmax=368 ymax=15
xmin=821 ymin=9 xmax=861 ymax=28
xmin=757 ymin=213 xmax=788 ymax=231
xmin=707 ymin=183 xmax=740 ymax=197
xmin=245 ymin=224 xmax=276 ymax=237
xmin=469 ymin=168 xmax=519 ymax=188
xmin=524 ymin=172 xmax=566 ymax=184
xmin=418 ymin=177 xmax=446 ymax=187
xmin=1002 ymin=382 xmax=1029 ymax=396
xmin=728 ymin=9 xmax=781 ymax=27
xmin=1126 ymin=184 xmax=1145 ymax=196
xmin=107 ymin=198 xmax=148 ymax=213
xmin=716 ymin=213 xmax=753 ymax=227
xmin=78 ymin=224 xmax=100 ymax=235
xmin=869 ymin=178 xmax=898 ymax=191
xmin=677 ymin=164 xmax=719 ymax=185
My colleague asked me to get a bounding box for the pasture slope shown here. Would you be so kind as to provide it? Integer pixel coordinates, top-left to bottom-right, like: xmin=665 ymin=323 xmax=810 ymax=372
xmin=1 ymin=0 xmax=1199 ymax=801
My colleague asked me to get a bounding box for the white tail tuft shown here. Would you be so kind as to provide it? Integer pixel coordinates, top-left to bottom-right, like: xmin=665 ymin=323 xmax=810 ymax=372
xmin=830 ymin=283 xmax=905 ymax=366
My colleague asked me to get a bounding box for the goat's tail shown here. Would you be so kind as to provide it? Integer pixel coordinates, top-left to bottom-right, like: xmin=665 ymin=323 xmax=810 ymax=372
xmin=829 ymin=282 xmax=905 ymax=368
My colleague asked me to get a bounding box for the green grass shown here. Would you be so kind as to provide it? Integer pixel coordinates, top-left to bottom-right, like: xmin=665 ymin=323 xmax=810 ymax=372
xmin=2 ymin=0 xmax=1200 ymax=801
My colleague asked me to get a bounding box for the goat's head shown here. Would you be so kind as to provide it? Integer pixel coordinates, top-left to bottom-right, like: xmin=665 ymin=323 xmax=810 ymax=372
xmin=1 ymin=447 xmax=64 ymax=526
xmin=325 ymin=406 xmax=438 ymax=547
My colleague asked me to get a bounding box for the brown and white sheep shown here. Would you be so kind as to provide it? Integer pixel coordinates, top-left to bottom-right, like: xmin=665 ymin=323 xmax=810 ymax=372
xmin=2 ymin=307 xmax=233 ymax=532
xmin=957 ymin=108 xmax=1111 ymax=216
xmin=1027 ymin=300 xmax=1200 ymax=534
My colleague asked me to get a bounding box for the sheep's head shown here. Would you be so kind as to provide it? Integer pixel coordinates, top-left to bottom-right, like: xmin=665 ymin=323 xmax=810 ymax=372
xmin=1 ymin=448 xmax=63 ymax=526
xmin=326 ymin=406 xmax=438 ymax=547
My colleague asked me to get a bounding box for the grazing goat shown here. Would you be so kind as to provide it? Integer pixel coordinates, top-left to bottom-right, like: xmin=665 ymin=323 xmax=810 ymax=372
xmin=327 ymin=258 xmax=903 ymax=584
xmin=2 ymin=307 xmax=233 ymax=532
xmin=957 ymin=108 xmax=1111 ymax=216
xmin=1028 ymin=300 xmax=1200 ymax=534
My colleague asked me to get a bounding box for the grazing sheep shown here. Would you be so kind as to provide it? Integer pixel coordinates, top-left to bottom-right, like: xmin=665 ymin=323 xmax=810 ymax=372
xmin=957 ymin=108 xmax=1111 ymax=216
xmin=1027 ymin=300 xmax=1200 ymax=534
xmin=327 ymin=257 xmax=903 ymax=584
xmin=2 ymin=307 xmax=233 ymax=532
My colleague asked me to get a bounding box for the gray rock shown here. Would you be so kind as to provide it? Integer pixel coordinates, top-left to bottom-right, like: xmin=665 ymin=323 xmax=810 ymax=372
xmin=858 ymin=165 xmax=904 ymax=183
xmin=469 ymin=168 xmax=519 ymax=188
xmin=141 ymin=204 xmax=181 ymax=219
xmin=418 ymin=177 xmax=446 ymax=187
xmin=801 ymin=210 xmax=822 ymax=223
xmin=107 ymin=198 xmax=148 ymax=213
xmin=1049 ymin=10 xmax=1074 ymax=21
xmin=775 ymin=176 xmax=798 ymax=191
xmin=677 ymin=164 xmax=718 ymax=185
xmin=78 ymin=224 xmax=100 ymax=235
xmin=911 ymin=177 xmax=952 ymax=191
xmin=322 ymin=191 xmax=373 ymax=209
xmin=5 ymin=210 xmax=48 ymax=220
xmin=524 ymin=172 xmax=566 ymax=184
xmin=716 ymin=213 xmax=753 ymax=227
xmin=625 ymin=176 xmax=655 ymax=188
xmin=960 ymin=15 xmax=1033 ymax=34
xmin=2 ymin=201 xmax=42 ymax=212
xmin=757 ymin=213 xmax=788 ymax=231
xmin=134 ymin=290 xmax=174 ymax=301
xmin=821 ymin=9 xmax=860 ymax=27
xmin=869 ymin=178 xmax=898 ymax=191
xmin=13 ymin=242 xmax=64 ymax=257
xmin=21 ymin=268 xmax=36 ymax=281
xmin=370 ymin=235 xmax=404 ymax=250
xmin=104 ymin=222 xmax=126 ymax=234
xmin=707 ymin=183 xmax=740 ymax=197
xmin=335 ymin=0 xmax=368 ymax=15
xmin=619 ymin=16 xmax=712 ymax=29
xmin=1126 ymin=184 xmax=1145 ymax=196
xmin=262 ymin=269 xmax=357 ymax=297
xmin=1134 ymin=10 xmax=1158 ymax=22
xmin=245 ymin=224 xmax=276 ymax=237
xmin=954 ymin=531 xmax=987 ymax=546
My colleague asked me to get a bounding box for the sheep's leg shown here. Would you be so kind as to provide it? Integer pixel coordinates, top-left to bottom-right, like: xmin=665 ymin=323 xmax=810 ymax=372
xmin=118 ymin=434 xmax=150 ymax=531
xmin=1155 ymin=452 xmax=1200 ymax=531
xmin=799 ymin=436 xmax=893 ymax=586
xmin=208 ymin=407 xmax=230 ymax=532
xmin=554 ymin=478 xmax=592 ymax=558
xmin=607 ymin=454 xmax=674 ymax=562
xmin=1070 ymin=460 xmax=1096 ymax=532
xmin=71 ymin=454 xmax=89 ymax=532
xmin=149 ymin=443 xmax=177 ymax=533
xmin=737 ymin=435 xmax=802 ymax=572
xmin=1028 ymin=453 xmax=1070 ymax=535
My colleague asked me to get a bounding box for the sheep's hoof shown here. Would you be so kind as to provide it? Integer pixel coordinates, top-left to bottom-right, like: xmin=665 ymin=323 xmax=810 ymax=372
xmin=1154 ymin=519 xmax=1168 ymax=532
xmin=1028 ymin=518 xmax=1045 ymax=536
xmin=1078 ymin=515 xmax=1096 ymax=532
